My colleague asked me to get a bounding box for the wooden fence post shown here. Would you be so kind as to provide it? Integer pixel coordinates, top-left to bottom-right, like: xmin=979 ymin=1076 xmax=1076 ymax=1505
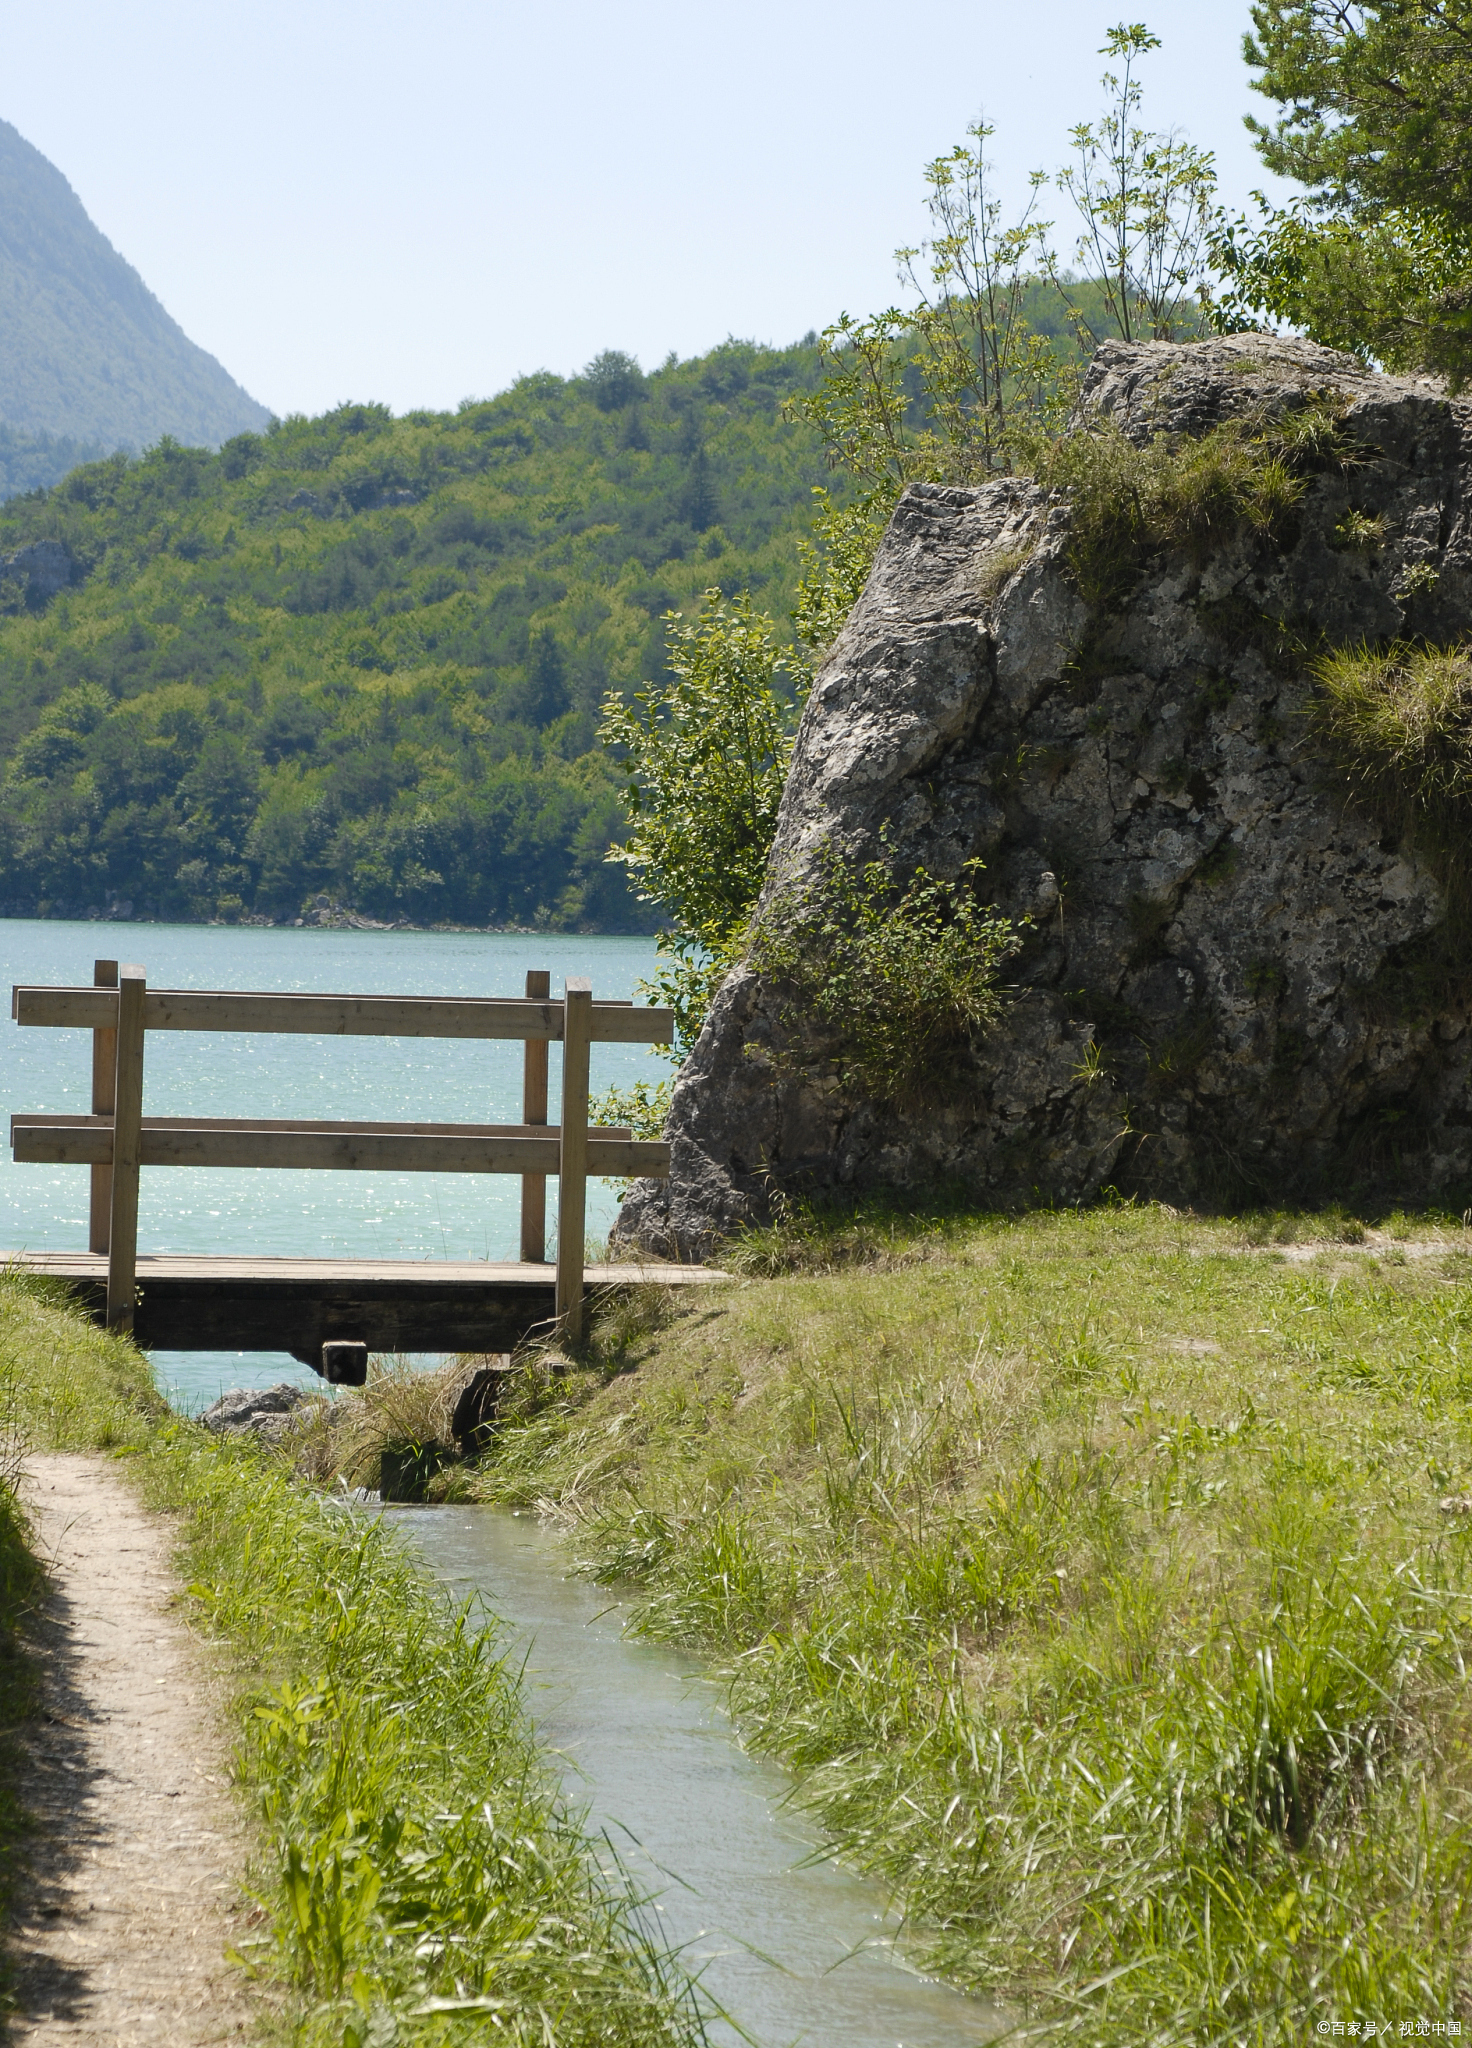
xmin=555 ymin=977 xmax=592 ymax=1339
xmin=106 ymin=965 xmax=146 ymax=1333
xmin=89 ymin=958 xmax=118 ymax=1254
xmin=520 ymin=969 xmax=550 ymax=1262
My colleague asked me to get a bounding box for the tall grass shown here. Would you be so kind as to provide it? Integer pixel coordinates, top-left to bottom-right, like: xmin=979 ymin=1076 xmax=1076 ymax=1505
xmin=1313 ymin=640 xmax=1472 ymax=920
xmin=1019 ymin=404 xmax=1335 ymax=610
xmin=0 ymin=1266 xmax=166 ymax=1448
xmin=0 ymin=1322 xmax=45 ymax=2017
xmin=283 ymin=1354 xmax=467 ymax=1497
xmin=144 ymin=1436 xmax=706 ymax=2047
xmin=0 ymin=1272 xmax=707 ymax=2047
xmin=473 ymin=1203 xmax=1472 ymax=2038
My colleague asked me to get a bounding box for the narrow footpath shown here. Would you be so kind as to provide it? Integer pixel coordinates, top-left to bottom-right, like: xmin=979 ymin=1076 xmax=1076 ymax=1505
xmin=9 ymin=1455 xmax=257 ymax=2044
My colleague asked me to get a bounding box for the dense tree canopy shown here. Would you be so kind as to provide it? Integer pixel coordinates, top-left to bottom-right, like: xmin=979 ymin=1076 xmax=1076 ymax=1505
xmin=0 ymin=338 xmax=833 ymax=928
xmin=1246 ymin=2 xmax=1472 ymax=224
xmin=1220 ymin=4 xmax=1472 ymax=381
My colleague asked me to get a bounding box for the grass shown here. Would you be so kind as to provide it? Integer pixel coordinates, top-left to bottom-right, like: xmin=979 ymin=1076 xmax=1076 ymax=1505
xmin=1313 ymin=640 xmax=1472 ymax=923
xmin=1018 ymin=402 xmax=1340 ymax=613
xmin=0 ymin=1497 xmax=39 ymax=2027
xmin=0 ymin=1267 xmax=168 ymax=1448
xmin=0 ymin=1272 xmax=707 ymax=2047
xmin=467 ymin=1198 xmax=1472 ymax=2041
xmin=284 ymin=1355 xmax=468 ymax=1501
xmin=140 ymin=1438 xmax=704 ymax=2047
xmin=0 ymin=1313 xmax=46 ymax=2024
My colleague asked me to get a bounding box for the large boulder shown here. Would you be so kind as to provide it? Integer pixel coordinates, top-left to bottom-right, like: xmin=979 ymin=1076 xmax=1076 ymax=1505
xmin=620 ymin=335 xmax=1472 ymax=1255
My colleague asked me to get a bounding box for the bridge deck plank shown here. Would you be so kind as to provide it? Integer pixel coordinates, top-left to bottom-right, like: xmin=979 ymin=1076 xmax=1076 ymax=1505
xmin=2 ymin=1251 xmax=719 ymax=1285
xmin=0 ymin=1251 xmax=724 ymax=1363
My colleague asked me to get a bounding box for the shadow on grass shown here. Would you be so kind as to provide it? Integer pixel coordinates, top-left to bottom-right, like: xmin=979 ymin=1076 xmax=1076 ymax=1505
xmin=723 ymin=1178 xmax=1472 ymax=1275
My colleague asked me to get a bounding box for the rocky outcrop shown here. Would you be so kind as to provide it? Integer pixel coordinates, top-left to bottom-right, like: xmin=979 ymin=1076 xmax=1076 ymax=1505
xmin=0 ymin=539 xmax=73 ymax=604
xmin=198 ymin=1383 xmax=313 ymax=1442
xmin=621 ymin=335 xmax=1472 ymax=1255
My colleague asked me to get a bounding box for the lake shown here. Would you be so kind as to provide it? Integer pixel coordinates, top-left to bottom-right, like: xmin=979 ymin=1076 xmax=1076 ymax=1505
xmin=0 ymin=918 xmax=663 ymax=1408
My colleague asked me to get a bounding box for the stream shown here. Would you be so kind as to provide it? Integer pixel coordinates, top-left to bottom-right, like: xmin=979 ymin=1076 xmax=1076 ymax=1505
xmin=397 ymin=1505 xmax=1004 ymax=2048
xmin=6 ymin=920 xmax=1005 ymax=2041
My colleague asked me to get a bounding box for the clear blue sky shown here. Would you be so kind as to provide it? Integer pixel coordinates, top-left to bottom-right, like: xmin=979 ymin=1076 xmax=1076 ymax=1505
xmin=1 ymin=0 xmax=1287 ymax=420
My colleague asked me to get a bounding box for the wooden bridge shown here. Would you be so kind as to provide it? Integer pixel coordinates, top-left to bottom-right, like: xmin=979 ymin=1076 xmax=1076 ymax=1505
xmin=6 ymin=960 xmax=716 ymax=1380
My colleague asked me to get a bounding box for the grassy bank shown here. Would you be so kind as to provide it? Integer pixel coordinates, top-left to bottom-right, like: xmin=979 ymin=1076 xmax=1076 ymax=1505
xmin=0 ymin=1325 xmax=46 ymax=2022
xmin=0 ymin=1479 xmax=37 ymax=2024
xmin=0 ymin=1273 xmax=706 ymax=2047
xmin=466 ymin=1201 xmax=1472 ymax=2041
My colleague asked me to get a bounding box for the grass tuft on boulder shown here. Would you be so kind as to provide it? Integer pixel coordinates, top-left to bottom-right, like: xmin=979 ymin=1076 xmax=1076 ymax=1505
xmin=1313 ymin=639 xmax=1472 ymax=913
xmin=1019 ymin=398 xmax=1349 ymax=610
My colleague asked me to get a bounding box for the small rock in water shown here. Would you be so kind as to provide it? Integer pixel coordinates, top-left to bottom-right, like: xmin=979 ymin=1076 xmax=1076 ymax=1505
xmin=199 ymin=1383 xmax=313 ymax=1442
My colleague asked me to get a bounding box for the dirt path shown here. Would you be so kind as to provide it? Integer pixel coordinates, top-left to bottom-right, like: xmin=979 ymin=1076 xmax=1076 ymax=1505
xmin=9 ymin=1454 xmax=257 ymax=2044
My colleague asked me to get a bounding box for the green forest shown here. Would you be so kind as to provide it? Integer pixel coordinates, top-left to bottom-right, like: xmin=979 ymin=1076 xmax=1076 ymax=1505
xmin=0 ymin=424 xmax=113 ymax=502
xmin=12 ymin=1 xmax=1472 ymax=939
xmin=0 ymin=338 xmax=838 ymax=929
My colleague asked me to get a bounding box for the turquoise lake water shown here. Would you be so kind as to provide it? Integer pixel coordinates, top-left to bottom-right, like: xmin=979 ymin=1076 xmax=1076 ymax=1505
xmin=0 ymin=919 xmax=663 ymax=1407
xmin=4 ymin=918 xmax=1015 ymax=2045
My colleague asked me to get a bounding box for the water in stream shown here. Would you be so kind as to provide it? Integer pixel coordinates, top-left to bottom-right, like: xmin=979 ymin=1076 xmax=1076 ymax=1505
xmin=398 ymin=1505 xmax=1003 ymax=2048
xmin=6 ymin=919 xmax=1007 ymax=2042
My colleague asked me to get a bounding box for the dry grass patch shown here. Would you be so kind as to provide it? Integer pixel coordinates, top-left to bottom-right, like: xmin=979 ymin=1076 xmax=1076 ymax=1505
xmin=284 ymin=1354 xmax=473 ymax=1498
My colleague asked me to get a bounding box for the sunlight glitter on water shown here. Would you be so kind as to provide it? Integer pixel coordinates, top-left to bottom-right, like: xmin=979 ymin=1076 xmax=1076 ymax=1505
xmin=0 ymin=919 xmax=664 ymax=1408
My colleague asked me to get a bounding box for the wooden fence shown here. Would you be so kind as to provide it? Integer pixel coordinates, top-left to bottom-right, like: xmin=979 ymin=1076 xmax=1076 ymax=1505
xmin=9 ymin=961 xmax=672 ymax=1342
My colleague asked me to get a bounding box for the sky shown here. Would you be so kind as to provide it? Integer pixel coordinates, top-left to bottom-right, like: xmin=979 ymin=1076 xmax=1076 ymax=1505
xmin=0 ymin=0 xmax=1291 ymax=422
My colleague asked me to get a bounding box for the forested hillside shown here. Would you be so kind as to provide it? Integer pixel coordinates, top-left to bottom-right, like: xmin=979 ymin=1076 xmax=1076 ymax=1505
xmin=0 ymin=339 xmax=833 ymax=929
xmin=0 ymin=424 xmax=112 ymax=502
xmin=0 ymin=118 xmax=269 ymax=459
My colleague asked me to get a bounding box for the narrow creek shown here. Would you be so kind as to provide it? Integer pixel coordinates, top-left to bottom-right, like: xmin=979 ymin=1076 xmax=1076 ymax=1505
xmin=396 ymin=1505 xmax=1004 ymax=2048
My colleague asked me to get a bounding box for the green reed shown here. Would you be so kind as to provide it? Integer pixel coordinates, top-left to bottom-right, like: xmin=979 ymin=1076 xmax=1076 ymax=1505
xmin=0 ymin=1272 xmax=707 ymax=2047
xmin=474 ymin=1201 xmax=1472 ymax=2039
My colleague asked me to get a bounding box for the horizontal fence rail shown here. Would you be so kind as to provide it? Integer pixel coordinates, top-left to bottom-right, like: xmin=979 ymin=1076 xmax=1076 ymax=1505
xmin=12 ymin=985 xmax=673 ymax=1044
xmin=10 ymin=1114 xmax=665 ymax=1178
xmin=8 ymin=963 xmax=672 ymax=1344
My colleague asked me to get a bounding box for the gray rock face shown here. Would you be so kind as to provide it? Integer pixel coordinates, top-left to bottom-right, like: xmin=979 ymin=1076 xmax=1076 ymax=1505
xmin=0 ymin=539 xmax=72 ymax=601
xmin=198 ymin=1383 xmax=313 ymax=1442
xmin=620 ymin=336 xmax=1472 ymax=1256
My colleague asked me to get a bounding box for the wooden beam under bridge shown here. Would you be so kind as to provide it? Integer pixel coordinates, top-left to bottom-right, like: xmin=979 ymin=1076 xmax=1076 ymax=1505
xmin=0 ymin=1252 xmax=724 ymax=1365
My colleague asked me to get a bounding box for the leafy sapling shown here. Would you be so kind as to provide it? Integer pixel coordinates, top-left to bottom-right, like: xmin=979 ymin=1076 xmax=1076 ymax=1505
xmin=599 ymin=591 xmax=801 ymax=1055
xmin=1048 ymin=23 xmax=1221 ymax=346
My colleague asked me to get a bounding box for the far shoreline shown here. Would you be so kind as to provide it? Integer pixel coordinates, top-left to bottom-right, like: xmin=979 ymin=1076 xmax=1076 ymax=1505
xmin=0 ymin=908 xmax=659 ymax=938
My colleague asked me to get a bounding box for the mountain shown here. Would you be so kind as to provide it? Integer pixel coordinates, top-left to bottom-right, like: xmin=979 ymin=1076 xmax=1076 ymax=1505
xmin=0 ymin=339 xmax=833 ymax=930
xmin=0 ymin=118 xmax=270 ymax=465
xmin=0 ymin=422 xmax=111 ymax=500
